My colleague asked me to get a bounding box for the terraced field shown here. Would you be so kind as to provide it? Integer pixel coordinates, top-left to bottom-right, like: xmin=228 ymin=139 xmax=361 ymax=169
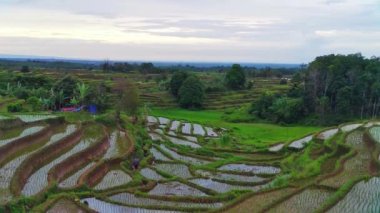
xmin=139 ymin=78 xmax=289 ymax=109
xmin=1 ymin=112 xmax=380 ymax=212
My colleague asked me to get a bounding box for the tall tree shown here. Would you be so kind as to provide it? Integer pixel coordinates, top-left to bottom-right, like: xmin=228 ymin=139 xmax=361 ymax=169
xmin=170 ymin=71 xmax=189 ymax=97
xmin=225 ymin=64 xmax=246 ymax=90
xmin=178 ymin=75 xmax=205 ymax=108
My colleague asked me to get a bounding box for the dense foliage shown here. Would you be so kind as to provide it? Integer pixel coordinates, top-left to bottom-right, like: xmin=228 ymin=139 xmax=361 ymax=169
xmin=251 ymin=53 xmax=380 ymax=124
xmin=178 ymin=75 xmax=205 ymax=108
xmin=169 ymin=71 xmax=189 ymax=97
xmin=225 ymin=64 xmax=246 ymax=90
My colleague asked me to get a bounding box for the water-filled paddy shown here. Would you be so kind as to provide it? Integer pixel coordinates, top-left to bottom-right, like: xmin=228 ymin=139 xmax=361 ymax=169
xmin=94 ymin=170 xmax=132 ymax=190
xmin=148 ymin=181 xmax=207 ymax=196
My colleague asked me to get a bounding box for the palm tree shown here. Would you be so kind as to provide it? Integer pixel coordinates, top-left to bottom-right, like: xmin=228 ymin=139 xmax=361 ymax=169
xmin=76 ymin=83 xmax=89 ymax=106
xmin=56 ymin=89 xmax=64 ymax=110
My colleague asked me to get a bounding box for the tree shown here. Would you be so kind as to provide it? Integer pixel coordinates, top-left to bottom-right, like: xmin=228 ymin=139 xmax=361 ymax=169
xmin=53 ymin=75 xmax=79 ymax=98
xmin=27 ymin=96 xmax=42 ymax=111
xmin=249 ymin=92 xmax=278 ymax=119
xmin=76 ymin=83 xmax=89 ymax=105
xmin=170 ymin=71 xmax=189 ymax=97
xmin=270 ymin=97 xmax=304 ymax=123
xmin=115 ymin=79 xmax=140 ymax=122
xmin=178 ymin=75 xmax=205 ymax=108
xmin=20 ymin=66 xmax=30 ymax=73
xmin=140 ymin=62 xmax=155 ymax=74
xmin=225 ymin=64 xmax=246 ymax=90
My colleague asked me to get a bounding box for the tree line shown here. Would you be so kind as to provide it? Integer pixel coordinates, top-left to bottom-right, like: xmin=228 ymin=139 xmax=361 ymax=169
xmin=251 ymin=53 xmax=380 ymax=125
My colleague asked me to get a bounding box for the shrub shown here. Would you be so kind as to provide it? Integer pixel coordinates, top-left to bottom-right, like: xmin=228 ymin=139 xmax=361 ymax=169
xmin=95 ymin=112 xmax=117 ymax=127
xmin=7 ymin=101 xmax=24 ymax=112
xmin=27 ymin=96 xmax=42 ymax=112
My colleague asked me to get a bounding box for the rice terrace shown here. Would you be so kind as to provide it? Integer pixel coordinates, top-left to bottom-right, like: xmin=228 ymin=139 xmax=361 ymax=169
xmin=0 ymin=0 xmax=380 ymax=212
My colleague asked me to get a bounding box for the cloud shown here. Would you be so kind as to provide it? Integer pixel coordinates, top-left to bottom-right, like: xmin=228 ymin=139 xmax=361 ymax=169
xmin=0 ymin=0 xmax=379 ymax=62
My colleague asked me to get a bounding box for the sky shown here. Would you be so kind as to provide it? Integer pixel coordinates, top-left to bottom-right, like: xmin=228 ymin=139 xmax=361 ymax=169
xmin=0 ymin=0 xmax=379 ymax=63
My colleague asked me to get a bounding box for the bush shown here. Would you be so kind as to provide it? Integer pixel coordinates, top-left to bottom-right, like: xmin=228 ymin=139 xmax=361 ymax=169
xmin=95 ymin=112 xmax=117 ymax=127
xmin=7 ymin=101 xmax=24 ymax=112
xmin=178 ymin=75 xmax=205 ymax=108
xmin=27 ymin=96 xmax=42 ymax=112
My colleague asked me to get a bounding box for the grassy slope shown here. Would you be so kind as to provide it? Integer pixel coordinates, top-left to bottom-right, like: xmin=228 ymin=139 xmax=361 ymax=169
xmin=150 ymin=108 xmax=321 ymax=145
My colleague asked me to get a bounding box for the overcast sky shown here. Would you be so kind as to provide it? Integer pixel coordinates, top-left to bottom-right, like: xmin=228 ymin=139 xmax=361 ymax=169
xmin=0 ymin=0 xmax=379 ymax=63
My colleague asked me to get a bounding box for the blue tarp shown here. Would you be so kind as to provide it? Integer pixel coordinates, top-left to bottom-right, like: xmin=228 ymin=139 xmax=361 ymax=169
xmin=89 ymin=105 xmax=97 ymax=114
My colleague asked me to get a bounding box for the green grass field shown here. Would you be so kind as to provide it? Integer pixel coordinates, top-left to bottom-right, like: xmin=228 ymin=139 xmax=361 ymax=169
xmin=150 ymin=108 xmax=322 ymax=145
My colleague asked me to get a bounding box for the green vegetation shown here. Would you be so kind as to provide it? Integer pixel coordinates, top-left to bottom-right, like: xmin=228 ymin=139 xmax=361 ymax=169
xmin=0 ymin=54 xmax=379 ymax=212
xmin=251 ymin=53 xmax=380 ymax=125
xmin=178 ymin=75 xmax=205 ymax=108
xmin=225 ymin=64 xmax=246 ymax=90
xmin=150 ymin=108 xmax=321 ymax=145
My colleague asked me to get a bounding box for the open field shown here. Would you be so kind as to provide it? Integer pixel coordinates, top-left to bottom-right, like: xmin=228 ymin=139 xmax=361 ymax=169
xmin=150 ymin=108 xmax=321 ymax=145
